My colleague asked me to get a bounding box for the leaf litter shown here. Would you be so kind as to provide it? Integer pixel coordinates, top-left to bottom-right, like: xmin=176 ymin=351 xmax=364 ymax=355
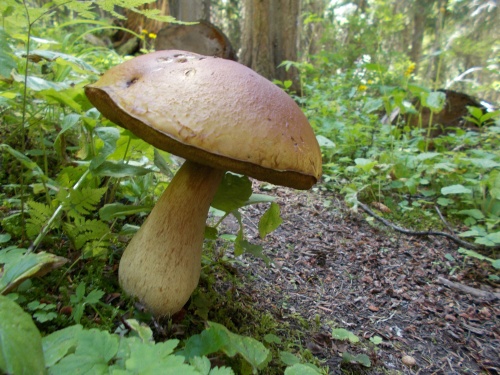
xmin=217 ymin=182 xmax=500 ymax=374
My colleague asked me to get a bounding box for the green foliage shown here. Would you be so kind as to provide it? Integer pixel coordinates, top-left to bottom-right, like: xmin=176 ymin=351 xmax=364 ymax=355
xmin=331 ymin=328 xmax=360 ymax=344
xmin=69 ymin=282 xmax=105 ymax=324
xmin=0 ymin=247 xmax=67 ymax=294
xmin=181 ymin=321 xmax=271 ymax=372
xmin=2 ymin=295 xmax=315 ymax=374
xmin=0 ymin=295 xmax=45 ymax=375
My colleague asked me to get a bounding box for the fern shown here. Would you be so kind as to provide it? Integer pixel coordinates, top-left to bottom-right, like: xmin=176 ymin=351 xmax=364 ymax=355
xmin=64 ymin=218 xmax=111 ymax=258
xmin=26 ymin=201 xmax=55 ymax=239
xmin=132 ymin=8 xmax=177 ymax=23
xmin=58 ymin=187 xmax=107 ymax=220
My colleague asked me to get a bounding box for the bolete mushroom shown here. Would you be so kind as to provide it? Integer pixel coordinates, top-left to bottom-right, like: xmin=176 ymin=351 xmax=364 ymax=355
xmin=85 ymin=50 xmax=322 ymax=316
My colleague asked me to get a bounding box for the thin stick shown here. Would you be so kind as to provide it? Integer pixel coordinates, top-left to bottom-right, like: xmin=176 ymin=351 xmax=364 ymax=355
xmin=357 ymin=201 xmax=498 ymax=251
xmin=27 ymin=169 xmax=90 ymax=253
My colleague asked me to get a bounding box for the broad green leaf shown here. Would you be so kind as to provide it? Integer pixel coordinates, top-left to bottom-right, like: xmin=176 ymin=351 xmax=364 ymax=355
xmin=204 ymin=226 xmax=218 ymax=240
xmin=331 ymin=328 xmax=359 ymax=343
xmin=212 ymin=173 xmax=252 ymax=213
xmin=280 ymin=351 xmax=301 ymax=366
xmin=85 ymin=289 xmax=105 ymax=304
xmin=124 ymin=340 xmax=196 ymax=374
xmin=0 ymin=295 xmax=45 ymax=375
xmin=458 ymin=226 xmax=487 ymax=237
xmin=285 ymin=363 xmax=322 ymax=375
xmin=0 ymin=251 xmax=68 ymax=294
xmin=416 ymin=152 xmax=440 ymax=161
xmin=93 ymin=161 xmax=154 ymax=178
xmin=126 ymin=319 xmax=154 ymax=343
xmin=12 ymin=71 xmax=70 ymax=91
xmin=424 ymin=91 xmax=446 ymax=112
xmin=0 ymin=29 xmax=16 ymax=79
xmin=0 ymin=143 xmax=45 ymax=178
xmin=182 ymin=322 xmax=270 ymax=371
xmin=441 ymin=184 xmax=472 ymax=195
xmin=258 ymin=202 xmax=282 ymax=238
xmin=189 ymin=356 xmax=211 ymax=375
xmin=467 ymin=105 xmax=483 ymax=119
xmin=363 ymin=98 xmax=383 ymax=113
xmin=474 ymin=232 xmax=500 ymax=247
xmin=458 ymin=209 xmax=485 ymax=220
xmin=154 ymin=148 xmax=174 ymax=177
xmin=0 ymin=234 xmax=10 ymax=243
xmin=235 ymin=235 xmax=270 ymax=265
xmin=0 ymin=247 xmax=26 ymax=264
xmin=42 ymin=325 xmax=83 ymax=367
xmin=90 ymin=127 xmax=120 ymax=170
xmin=342 ymin=352 xmax=371 ymax=367
xmin=354 ymin=158 xmax=377 ymax=172
xmin=180 ymin=326 xmax=226 ymax=359
xmin=208 ymin=366 xmax=235 ymax=374
xmin=369 ymin=336 xmax=383 ymax=345
xmin=28 ymin=49 xmax=99 ymax=73
xmin=50 ymin=329 xmax=119 ymax=374
xmin=39 ymin=88 xmax=83 ymax=113
xmin=316 ymin=135 xmax=335 ymax=148
xmin=264 ymin=334 xmax=281 ymax=344
xmin=209 ymin=322 xmax=270 ymax=371
xmin=465 ymin=158 xmax=500 ymax=169
xmin=457 ymin=248 xmax=496 ymax=262
xmin=99 ymin=203 xmax=152 ymax=221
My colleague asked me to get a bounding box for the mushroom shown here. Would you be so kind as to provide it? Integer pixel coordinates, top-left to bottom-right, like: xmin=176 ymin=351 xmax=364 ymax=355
xmin=84 ymin=50 xmax=322 ymax=316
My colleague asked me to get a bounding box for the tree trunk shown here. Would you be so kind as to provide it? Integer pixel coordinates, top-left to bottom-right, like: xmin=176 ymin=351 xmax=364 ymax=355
xmin=168 ymin=0 xmax=210 ymax=21
xmin=241 ymin=0 xmax=301 ymax=94
xmin=113 ymin=0 xmax=170 ymax=54
xmin=409 ymin=0 xmax=437 ymax=75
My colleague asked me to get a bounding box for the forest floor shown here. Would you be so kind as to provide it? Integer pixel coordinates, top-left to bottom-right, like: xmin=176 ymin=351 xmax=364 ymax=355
xmin=216 ymin=183 xmax=500 ymax=374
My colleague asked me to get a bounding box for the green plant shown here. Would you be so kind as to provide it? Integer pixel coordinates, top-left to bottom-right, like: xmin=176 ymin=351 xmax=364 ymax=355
xmin=69 ymin=282 xmax=105 ymax=324
xmin=1 ymin=295 xmax=323 ymax=374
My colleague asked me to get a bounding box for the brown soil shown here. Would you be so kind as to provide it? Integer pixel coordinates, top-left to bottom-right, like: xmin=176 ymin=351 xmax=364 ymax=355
xmin=219 ymin=183 xmax=500 ymax=374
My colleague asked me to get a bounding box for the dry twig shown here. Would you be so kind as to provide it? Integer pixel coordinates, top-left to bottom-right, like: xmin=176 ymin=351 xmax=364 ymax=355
xmin=436 ymin=277 xmax=500 ymax=301
xmin=357 ymin=201 xmax=500 ymax=251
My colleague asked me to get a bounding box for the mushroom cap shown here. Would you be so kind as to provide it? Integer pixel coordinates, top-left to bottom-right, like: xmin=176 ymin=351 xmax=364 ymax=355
xmin=85 ymin=50 xmax=322 ymax=189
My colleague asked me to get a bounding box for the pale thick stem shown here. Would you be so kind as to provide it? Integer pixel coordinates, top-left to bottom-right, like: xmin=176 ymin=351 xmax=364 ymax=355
xmin=118 ymin=160 xmax=224 ymax=316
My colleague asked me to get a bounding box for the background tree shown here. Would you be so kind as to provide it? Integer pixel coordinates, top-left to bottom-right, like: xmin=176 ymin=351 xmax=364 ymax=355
xmin=169 ymin=0 xmax=210 ymax=21
xmin=240 ymin=0 xmax=301 ymax=93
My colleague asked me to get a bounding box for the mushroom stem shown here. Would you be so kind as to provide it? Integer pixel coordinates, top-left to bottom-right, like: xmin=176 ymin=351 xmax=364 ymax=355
xmin=118 ymin=160 xmax=225 ymax=316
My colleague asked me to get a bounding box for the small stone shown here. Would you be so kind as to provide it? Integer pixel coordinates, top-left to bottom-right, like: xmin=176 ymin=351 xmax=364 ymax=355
xmin=402 ymin=355 xmax=416 ymax=367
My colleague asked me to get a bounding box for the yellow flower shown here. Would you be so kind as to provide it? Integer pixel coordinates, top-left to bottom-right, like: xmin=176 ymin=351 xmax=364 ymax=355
xmin=358 ymin=84 xmax=368 ymax=91
xmin=148 ymin=33 xmax=157 ymax=39
xmin=367 ymin=80 xmax=374 ymax=84
xmin=141 ymin=29 xmax=148 ymax=34
xmin=404 ymin=63 xmax=416 ymax=77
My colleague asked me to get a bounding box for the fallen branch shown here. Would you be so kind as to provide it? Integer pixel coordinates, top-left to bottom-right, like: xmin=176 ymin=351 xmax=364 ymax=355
xmin=357 ymin=201 xmax=499 ymax=251
xmin=436 ymin=277 xmax=500 ymax=301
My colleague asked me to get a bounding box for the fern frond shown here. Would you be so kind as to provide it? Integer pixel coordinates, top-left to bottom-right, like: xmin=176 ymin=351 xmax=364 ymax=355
xmin=64 ymin=218 xmax=111 ymax=256
xmin=56 ymin=165 xmax=88 ymax=189
xmin=59 ymin=187 xmax=107 ymax=220
xmin=95 ymin=0 xmax=155 ymax=19
xmin=132 ymin=8 xmax=177 ymax=23
xmin=26 ymin=201 xmax=55 ymax=239
xmin=53 ymin=0 xmax=95 ymax=19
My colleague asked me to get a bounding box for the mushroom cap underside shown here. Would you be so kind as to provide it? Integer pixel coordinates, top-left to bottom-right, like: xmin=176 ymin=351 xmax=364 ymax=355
xmin=85 ymin=50 xmax=322 ymax=189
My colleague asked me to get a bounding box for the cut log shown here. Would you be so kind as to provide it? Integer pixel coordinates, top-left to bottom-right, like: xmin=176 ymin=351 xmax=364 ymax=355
xmin=155 ymin=20 xmax=237 ymax=60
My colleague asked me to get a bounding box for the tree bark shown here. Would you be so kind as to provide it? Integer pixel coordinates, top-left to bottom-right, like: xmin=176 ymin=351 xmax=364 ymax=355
xmin=241 ymin=0 xmax=301 ymax=94
xmin=168 ymin=0 xmax=210 ymax=21
xmin=113 ymin=0 xmax=170 ymax=54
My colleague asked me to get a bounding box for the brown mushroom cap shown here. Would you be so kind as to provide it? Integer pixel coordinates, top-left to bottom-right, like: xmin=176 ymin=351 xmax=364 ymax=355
xmin=85 ymin=50 xmax=322 ymax=189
